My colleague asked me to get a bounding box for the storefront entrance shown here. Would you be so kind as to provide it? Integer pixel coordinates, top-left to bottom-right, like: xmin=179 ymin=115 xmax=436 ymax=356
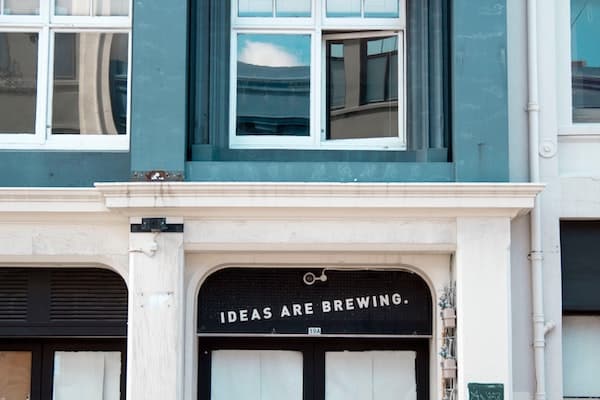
xmin=0 ymin=267 xmax=128 ymax=400
xmin=199 ymin=337 xmax=428 ymax=400
xmin=197 ymin=268 xmax=433 ymax=400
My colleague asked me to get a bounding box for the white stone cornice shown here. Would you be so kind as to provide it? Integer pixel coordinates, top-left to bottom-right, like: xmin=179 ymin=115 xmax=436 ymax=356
xmin=0 ymin=188 xmax=107 ymax=213
xmin=0 ymin=183 xmax=544 ymax=218
xmin=94 ymin=182 xmax=544 ymax=218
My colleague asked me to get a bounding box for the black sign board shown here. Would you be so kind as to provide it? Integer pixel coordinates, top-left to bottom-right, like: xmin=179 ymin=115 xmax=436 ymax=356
xmin=198 ymin=268 xmax=432 ymax=335
xmin=468 ymin=383 xmax=504 ymax=400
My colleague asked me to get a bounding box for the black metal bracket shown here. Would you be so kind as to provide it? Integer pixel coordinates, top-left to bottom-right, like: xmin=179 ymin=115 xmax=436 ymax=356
xmin=130 ymin=218 xmax=184 ymax=233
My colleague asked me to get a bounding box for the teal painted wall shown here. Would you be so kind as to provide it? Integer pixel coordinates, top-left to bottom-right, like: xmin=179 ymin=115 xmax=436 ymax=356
xmin=186 ymin=162 xmax=454 ymax=182
xmin=452 ymin=0 xmax=510 ymax=181
xmin=129 ymin=0 xmax=188 ymax=175
xmin=180 ymin=0 xmax=510 ymax=182
xmin=0 ymin=0 xmax=510 ymax=187
xmin=0 ymin=152 xmax=129 ymax=187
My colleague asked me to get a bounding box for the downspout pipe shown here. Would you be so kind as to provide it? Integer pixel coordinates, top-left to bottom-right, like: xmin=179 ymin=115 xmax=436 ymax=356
xmin=526 ymin=1 xmax=554 ymax=400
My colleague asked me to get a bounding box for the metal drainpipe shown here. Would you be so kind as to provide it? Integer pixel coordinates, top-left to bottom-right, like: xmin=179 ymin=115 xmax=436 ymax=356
xmin=527 ymin=1 xmax=555 ymax=400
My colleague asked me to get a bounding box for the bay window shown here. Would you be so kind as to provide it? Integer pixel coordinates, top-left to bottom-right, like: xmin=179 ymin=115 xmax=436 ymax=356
xmin=0 ymin=0 xmax=131 ymax=150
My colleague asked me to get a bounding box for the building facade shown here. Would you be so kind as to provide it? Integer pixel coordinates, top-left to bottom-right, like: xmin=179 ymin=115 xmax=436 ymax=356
xmin=2 ymin=0 xmax=594 ymax=400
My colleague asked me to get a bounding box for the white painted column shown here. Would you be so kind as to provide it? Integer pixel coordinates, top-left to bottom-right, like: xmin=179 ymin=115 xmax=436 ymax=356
xmin=455 ymin=217 xmax=512 ymax=400
xmin=126 ymin=223 xmax=185 ymax=400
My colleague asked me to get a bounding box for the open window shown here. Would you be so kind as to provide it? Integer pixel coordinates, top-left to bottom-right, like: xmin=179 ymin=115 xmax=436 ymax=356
xmin=229 ymin=0 xmax=405 ymax=150
xmin=189 ymin=0 xmax=450 ymax=161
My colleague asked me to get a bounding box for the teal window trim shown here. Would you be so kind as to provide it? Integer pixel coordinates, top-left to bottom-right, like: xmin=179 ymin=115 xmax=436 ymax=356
xmin=187 ymin=0 xmax=451 ymax=164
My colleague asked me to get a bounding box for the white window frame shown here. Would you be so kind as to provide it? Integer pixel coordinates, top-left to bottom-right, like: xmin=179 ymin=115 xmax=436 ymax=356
xmin=557 ymin=0 xmax=600 ymax=136
xmin=0 ymin=0 xmax=132 ymax=150
xmin=229 ymin=0 xmax=406 ymax=151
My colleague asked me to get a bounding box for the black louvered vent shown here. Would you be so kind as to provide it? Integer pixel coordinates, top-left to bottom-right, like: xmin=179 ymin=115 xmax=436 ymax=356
xmin=0 ymin=268 xmax=127 ymax=337
xmin=50 ymin=269 xmax=128 ymax=322
xmin=0 ymin=269 xmax=28 ymax=322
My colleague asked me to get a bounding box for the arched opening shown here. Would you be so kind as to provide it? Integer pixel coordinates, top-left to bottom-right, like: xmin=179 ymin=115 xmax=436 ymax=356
xmin=0 ymin=267 xmax=128 ymax=400
xmin=197 ymin=267 xmax=433 ymax=400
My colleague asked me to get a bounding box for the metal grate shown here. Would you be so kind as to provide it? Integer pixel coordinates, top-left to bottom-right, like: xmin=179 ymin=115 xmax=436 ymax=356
xmin=0 ymin=269 xmax=28 ymax=321
xmin=50 ymin=269 xmax=128 ymax=322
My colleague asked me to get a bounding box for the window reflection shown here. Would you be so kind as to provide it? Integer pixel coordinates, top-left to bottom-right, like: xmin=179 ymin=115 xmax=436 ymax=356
xmin=571 ymin=0 xmax=600 ymax=122
xmin=3 ymin=0 xmax=39 ymax=15
xmin=236 ymin=34 xmax=310 ymax=136
xmin=326 ymin=35 xmax=398 ymax=140
xmin=238 ymin=0 xmax=272 ymax=17
xmin=52 ymin=33 xmax=129 ymax=135
xmin=55 ymin=0 xmax=91 ymax=16
xmin=364 ymin=0 xmax=399 ymax=18
xmin=327 ymin=0 xmax=361 ymax=17
xmin=0 ymin=32 xmax=38 ymax=134
xmin=276 ymin=0 xmax=311 ymax=17
xmin=95 ymin=0 xmax=129 ymax=16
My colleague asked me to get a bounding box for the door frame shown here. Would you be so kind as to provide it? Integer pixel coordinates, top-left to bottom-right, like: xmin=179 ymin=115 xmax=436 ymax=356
xmin=198 ymin=336 xmax=429 ymax=400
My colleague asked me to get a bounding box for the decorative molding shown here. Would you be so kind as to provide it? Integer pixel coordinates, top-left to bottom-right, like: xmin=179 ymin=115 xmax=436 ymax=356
xmin=95 ymin=182 xmax=543 ymax=218
xmin=0 ymin=183 xmax=544 ymax=218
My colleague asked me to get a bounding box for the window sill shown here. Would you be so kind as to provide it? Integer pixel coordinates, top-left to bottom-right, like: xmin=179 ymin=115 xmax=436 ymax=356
xmin=558 ymin=125 xmax=600 ymax=136
xmin=0 ymin=135 xmax=129 ymax=151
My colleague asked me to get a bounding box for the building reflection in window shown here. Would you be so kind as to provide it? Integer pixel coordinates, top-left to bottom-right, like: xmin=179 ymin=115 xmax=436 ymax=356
xmin=326 ymin=35 xmax=398 ymax=140
xmin=236 ymin=34 xmax=311 ymax=136
xmin=0 ymin=32 xmax=38 ymax=134
xmin=52 ymin=32 xmax=129 ymax=135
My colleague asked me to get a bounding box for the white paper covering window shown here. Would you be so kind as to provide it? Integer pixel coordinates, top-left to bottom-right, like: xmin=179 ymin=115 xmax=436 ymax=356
xmin=276 ymin=0 xmax=310 ymax=17
xmin=238 ymin=0 xmax=273 ymax=17
xmin=211 ymin=350 xmax=303 ymax=400
xmin=364 ymin=0 xmax=399 ymax=17
xmin=563 ymin=316 xmax=600 ymax=397
xmin=325 ymin=351 xmax=416 ymax=400
xmin=53 ymin=351 xmax=121 ymax=400
xmin=326 ymin=0 xmax=361 ymax=17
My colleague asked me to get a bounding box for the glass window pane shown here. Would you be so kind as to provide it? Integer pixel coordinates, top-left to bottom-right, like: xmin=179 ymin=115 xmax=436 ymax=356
xmin=52 ymin=32 xmax=129 ymax=135
xmin=364 ymin=0 xmax=399 ymax=18
xmin=563 ymin=316 xmax=600 ymax=397
xmin=3 ymin=0 xmax=39 ymax=15
xmin=571 ymin=0 xmax=600 ymax=122
xmin=327 ymin=0 xmax=361 ymax=17
xmin=329 ymin=43 xmax=346 ymax=109
xmin=53 ymin=351 xmax=121 ymax=400
xmin=0 ymin=351 xmax=32 ymax=400
xmin=238 ymin=0 xmax=272 ymax=17
xmin=326 ymin=351 xmax=416 ymax=400
xmin=276 ymin=0 xmax=310 ymax=17
xmin=236 ymin=34 xmax=310 ymax=136
xmin=0 ymin=32 xmax=38 ymax=134
xmin=55 ymin=0 xmax=91 ymax=16
xmin=326 ymin=36 xmax=398 ymax=140
xmin=211 ymin=350 xmax=303 ymax=400
xmin=95 ymin=0 xmax=129 ymax=16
